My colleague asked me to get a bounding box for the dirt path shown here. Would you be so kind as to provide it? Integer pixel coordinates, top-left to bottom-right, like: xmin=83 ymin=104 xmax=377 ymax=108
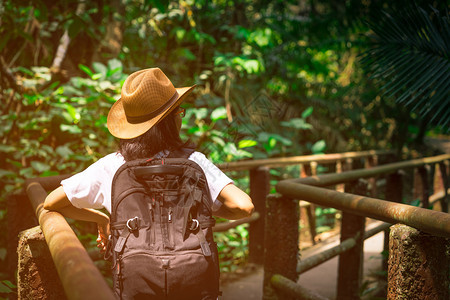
xmin=221 ymin=229 xmax=385 ymax=299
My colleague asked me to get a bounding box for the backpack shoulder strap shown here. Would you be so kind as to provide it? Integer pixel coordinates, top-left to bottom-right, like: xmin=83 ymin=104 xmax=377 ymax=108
xmin=167 ymin=146 xmax=196 ymax=159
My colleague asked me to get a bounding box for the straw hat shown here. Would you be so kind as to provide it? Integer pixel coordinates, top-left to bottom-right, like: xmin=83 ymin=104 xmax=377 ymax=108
xmin=107 ymin=68 xmax=195 ymax=139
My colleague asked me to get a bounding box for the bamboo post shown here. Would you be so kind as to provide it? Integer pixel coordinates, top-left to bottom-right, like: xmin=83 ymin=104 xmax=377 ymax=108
xmin=335 ymin=160 xmax=344 ymax=192
xmin=308 ymin=162 xmax=317 ymax=244
xmin=418 ymin=165 xmax=431 ymax=209
xmin=249 ymin=166 xmax=270 ymax=264
xmin=336 ymin=179 xmax=367 ymax=300
xmin=299 ymin=163 xmax=316 ymax=246
xmin=365 ymin=155 xmax=379 ymax=197
xmin=388 ymin=224 xmax=449 ymax=299
xmin=263 ymin=194 xmax=299 ymax=300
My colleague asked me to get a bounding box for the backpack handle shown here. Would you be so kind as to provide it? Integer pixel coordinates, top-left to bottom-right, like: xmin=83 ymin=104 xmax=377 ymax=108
xmin=134 ymin=165 xmax=184 ymax=178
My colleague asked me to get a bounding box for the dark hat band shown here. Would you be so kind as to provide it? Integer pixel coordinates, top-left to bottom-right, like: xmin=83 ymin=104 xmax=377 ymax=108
xmin=126 ymin=91 xmax=179 ymax=124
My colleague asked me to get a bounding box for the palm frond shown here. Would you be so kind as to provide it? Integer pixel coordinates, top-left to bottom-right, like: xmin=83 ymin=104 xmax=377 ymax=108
xmin=360 ymin=4 xmax=450 ymax=129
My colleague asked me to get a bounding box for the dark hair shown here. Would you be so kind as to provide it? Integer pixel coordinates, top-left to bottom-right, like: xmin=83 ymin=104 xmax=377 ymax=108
xmin=118 ymin=111 xmax=187 ymax=161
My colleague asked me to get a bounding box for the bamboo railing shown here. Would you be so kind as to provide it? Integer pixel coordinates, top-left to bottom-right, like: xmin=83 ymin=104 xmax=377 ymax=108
xmin=264 ymin=154 xmax=450 ymax=299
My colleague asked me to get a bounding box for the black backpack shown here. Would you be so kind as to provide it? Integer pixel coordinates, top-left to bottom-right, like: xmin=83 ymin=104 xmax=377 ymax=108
xmin=108 ymin=148 xmax=220 ymax=300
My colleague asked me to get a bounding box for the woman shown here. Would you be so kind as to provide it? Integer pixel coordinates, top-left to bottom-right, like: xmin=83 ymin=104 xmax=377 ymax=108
xmin=44 ymin=67 xmax=254 ymax=255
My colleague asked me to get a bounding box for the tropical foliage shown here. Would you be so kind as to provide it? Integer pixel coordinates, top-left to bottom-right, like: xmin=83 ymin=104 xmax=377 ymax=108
xmin=0 ymin=0 xmax=448 ymax=293
xmin=361 ymin=4 xmax=450 ymax=130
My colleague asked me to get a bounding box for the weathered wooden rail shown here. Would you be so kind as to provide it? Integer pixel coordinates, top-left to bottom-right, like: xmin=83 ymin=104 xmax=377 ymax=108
xmin=14 ymin=150 xmax=395 ymax=298
xmin=265 ymin=154 xmax=450 ymax=299
xmin=216 ymin=150 xmax=395 ymax=263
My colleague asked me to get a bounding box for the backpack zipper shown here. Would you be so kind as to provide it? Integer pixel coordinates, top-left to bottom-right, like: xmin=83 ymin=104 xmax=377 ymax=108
xmin=168 ymin=207 xmax=172 ymax=222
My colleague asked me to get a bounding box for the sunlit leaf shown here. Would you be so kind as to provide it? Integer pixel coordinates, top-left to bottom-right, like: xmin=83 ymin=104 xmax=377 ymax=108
xmin=193 ymin=108 xmax=208 ymax=120
xmin=64 ymin=104 xmax=80 ymax=123
xmin=60 ymin=124 xmax=82 ymax=134
xmin=92 ymin=73 xmax=102 ymax=80
xmin=211 ymin=107 xmax=227 ymax=121
xmin=238 ymin=139 xmax=258 ymax=148
xmin=79 ymin=64 xmax=93 ymax=77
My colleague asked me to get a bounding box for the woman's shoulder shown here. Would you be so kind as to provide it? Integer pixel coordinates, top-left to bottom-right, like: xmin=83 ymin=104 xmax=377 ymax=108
xmin=187 ymin=151 xmax=209 ymax=164
xmin=89 ymin=152 xmax=126 ymax=174
xmin=188 ymin=151 xmax=226 ymax=176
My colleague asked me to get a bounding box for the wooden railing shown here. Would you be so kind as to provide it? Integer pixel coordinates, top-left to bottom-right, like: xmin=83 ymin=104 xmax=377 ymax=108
xmin=14 ymin=149 xmax=395 ymax=298
xmin=264 ymin=154 xmax=450 ymax=299
xmin=216 ymin=150 xmax=395 ymax=263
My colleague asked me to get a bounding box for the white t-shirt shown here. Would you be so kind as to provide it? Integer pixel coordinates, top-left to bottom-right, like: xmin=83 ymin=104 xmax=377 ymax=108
xmin=61 ymin=151 xmax=233 ymax=214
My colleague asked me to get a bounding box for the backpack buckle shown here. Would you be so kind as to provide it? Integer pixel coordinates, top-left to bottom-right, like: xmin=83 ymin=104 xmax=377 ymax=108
xmin=189 ymin=219 xmax=199 ymax=231
xmin=126 ymin=216 xmax=139 ymax=232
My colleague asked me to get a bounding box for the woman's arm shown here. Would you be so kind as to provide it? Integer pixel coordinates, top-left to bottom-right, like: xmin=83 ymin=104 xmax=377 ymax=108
xmin=44 ymin=186 xmax=110 ymax=251
xmin=213 ymin=183 xmax=254 ymax=220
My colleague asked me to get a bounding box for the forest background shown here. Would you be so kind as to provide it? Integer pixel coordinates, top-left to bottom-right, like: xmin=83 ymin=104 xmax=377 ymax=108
xmin=0 ymin=0 xmax=448 ymax=293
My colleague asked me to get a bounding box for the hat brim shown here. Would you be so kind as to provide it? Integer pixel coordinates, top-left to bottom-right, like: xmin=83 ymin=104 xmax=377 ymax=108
xmin=107 ymin=85 xmax=195 ymax=139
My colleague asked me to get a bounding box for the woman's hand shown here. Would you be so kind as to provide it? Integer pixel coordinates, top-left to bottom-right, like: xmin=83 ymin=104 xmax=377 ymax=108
xmin=97 ymin=221 xmax=110 ymax=253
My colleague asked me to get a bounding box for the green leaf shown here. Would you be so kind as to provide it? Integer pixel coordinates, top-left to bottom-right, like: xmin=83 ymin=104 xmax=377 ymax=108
xmin=41 ymin=170 xmax=60 ymax=177
xmin=31 ymin=161 xmax=50 ymax=173
xmin=0 ymin=170 xmax=16 ymax=179
xmin=56 ymin=145 xmax=74 ymax=158
xmin=79 ymin=64 xmax=93 ymax=77
xmin=301 ymin=106 xmax=314 ymax=118
xmin=174 ymin=28 xmax=186 ymax=41
xmin=238 ymin=140 xmax=258 ymax=148
xmin=68 ymin=16 xmax=84 ymax=38
xmin=268 ymin=137 xmax=276 ymax=149
xmin=243 ymin=60 xmax=261 ymax=74
xmin=193 ymin=108 xmax=208 ymax=120
xmin=18 ymin=66 xmax=34 ymax=76
xmin=92 ymin=73 xmax=103 ymax=80
xmin=0 ymin=145 xmax=16 ymax=153
xmin=60 ymin=124 xmax=82 ymax=134
xmin=0 ymin=281 xmax=14 ymax=293
xmin=92 ymin=62 xmax=107 ymax=78
xmin=281 ymin=118 xmax=312 ymax=130
xmin=65 ymin=104 xmax=80 ymax=123
xmin=149 ymin=0 xmax=169 ymax=12
xmin=410 ymin=199 xmax=421 ymax=207
xmin=211 ymin=107 xmax=227 ymax=122
xmin=181 ymin=48 xmax=196 ymax=61
xmin=271 ymin=134 xmax=292 ymax=146
xmin=311 ymin=140 xmax=326 ymax=153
